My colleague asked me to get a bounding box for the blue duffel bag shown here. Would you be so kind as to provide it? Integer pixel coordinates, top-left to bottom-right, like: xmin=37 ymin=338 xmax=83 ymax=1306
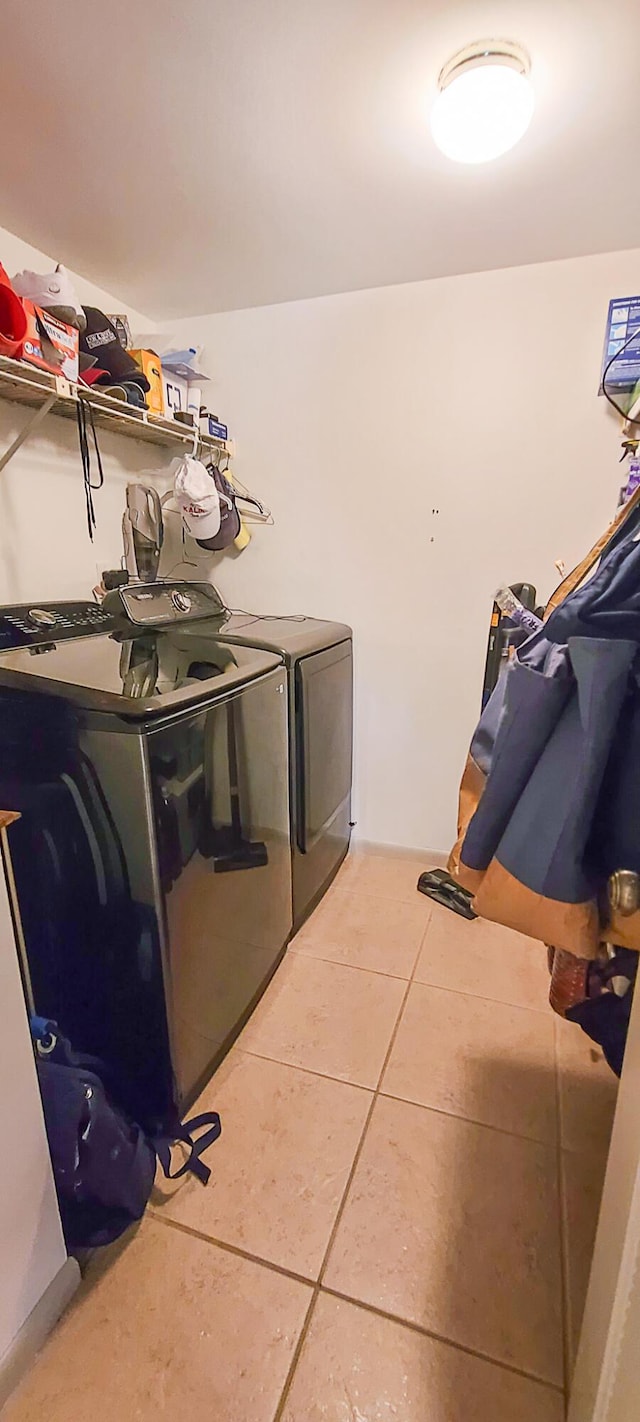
xmin=32 ymin=1018 xmax=221 ymax=1248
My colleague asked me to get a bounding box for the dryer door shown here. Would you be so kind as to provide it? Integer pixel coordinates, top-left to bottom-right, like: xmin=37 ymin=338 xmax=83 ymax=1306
xmin=295 ymin=640 xmax=353 ymax=854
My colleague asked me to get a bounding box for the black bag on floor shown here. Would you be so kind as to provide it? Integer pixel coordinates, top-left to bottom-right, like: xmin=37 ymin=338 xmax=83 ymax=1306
xmin=32 ymin=1019 xmax=221 ymax=1248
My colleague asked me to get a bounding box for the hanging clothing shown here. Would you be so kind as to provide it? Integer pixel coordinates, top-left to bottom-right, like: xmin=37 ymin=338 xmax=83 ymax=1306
xmin=449 ymin=486 xmax=640 ymax=961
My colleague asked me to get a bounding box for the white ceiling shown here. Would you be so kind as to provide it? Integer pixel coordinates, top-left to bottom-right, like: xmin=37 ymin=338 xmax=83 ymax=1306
xmin=2 ymin=0 xmax=639 ymax=317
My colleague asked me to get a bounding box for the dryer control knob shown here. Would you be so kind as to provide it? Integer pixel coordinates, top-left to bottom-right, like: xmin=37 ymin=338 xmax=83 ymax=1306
xmin=28 ymin=608 xmax=57 ymax=627
xmin=171 ymin=590 xmax=192 ymax=613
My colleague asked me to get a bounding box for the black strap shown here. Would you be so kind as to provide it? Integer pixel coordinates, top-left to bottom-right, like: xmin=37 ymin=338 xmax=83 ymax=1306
xmin=153 ymin=1110 xmax=222 ymax=1186
xmin=76 ymin=397 xmax=104 ymax=541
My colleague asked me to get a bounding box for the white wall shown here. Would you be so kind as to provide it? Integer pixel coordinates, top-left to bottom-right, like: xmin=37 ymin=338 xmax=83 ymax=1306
xmin=0 ymin=226 xmax=162 ymax=603
xmin=172 ymin=248 xmax=640 ymax=853
xmin=0 ymin=850 xmax=67 ymax=1367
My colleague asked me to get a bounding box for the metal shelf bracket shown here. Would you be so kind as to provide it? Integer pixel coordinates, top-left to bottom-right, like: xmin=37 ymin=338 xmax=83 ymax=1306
xmin=0 ymin=391 xmax=57 ymax=474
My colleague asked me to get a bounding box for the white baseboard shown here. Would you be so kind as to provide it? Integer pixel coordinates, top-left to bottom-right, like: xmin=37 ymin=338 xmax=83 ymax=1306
xmin=350 ymin=839 xmax=448 ymax=866
xmin=0 ymin=1256 xmax=80 ymax=1411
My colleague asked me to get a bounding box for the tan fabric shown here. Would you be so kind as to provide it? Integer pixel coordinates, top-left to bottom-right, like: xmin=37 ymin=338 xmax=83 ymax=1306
xmin=456 ymin=860 xmax=487 ymax=895
xmin=447 ymin=490 xmax=640 ymax=949
xmin=446 ymin=753 xmax=486 ymax=878
xmin=471 ymin=858 xmax=601 ymax=959
xmin=603 ymin=906 xmax=640 ymax=953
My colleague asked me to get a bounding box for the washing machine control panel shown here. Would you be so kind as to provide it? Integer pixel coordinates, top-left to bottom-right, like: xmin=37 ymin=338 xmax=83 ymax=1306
xmin=110 ymin=581 xmax=226 ymax=627
xmin=0 ymin=583 xmax=227 ymax=651
xmin=0 ymin=601 xmax=116 ymax=650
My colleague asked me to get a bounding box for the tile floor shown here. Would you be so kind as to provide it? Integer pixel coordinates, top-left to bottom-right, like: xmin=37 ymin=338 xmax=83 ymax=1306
xmin=4 ymin=851 xmax=618 ymax=1421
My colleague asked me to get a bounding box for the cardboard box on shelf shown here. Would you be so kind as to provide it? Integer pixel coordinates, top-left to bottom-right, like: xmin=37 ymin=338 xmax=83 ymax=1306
xmin=20 ymin=301 xmax=79 ymax=382
xmin=200 ymin=414 xmax=228 ymax=440
xmin=163 ymin=370 xmax=189 ymax=421
xmin=129 ymin=348 xmax=165 ymax=416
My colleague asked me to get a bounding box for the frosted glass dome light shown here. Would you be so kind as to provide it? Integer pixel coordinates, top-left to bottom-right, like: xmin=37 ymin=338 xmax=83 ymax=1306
xmin=431 ymin=41 xmax=534 ymax=164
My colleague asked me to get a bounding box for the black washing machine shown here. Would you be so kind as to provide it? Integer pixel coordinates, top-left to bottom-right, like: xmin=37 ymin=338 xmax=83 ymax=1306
xmin=0 ymin=582 xmax=292 ymax=1128
xmin=216 ymin=614 xmax=353 ymax=930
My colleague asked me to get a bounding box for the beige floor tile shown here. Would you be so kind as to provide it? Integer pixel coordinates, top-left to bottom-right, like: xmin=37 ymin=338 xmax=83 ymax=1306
xmin=152 ymin=1051 xmax=371 ymax=1278
xmin=556 ymin=1016 xmax=619 ymax=1155
xmin=381 ymin=982 xmax=557 ymax=1143
xmin=324 ymin=1095 xmax=563 ymax=1385
xmin=334 ymin=851 xmax=435 ymax=905
xmin=562 ymin=1147 xmax=608 ymax=1372
xmin=3 ymin=1219 xmax=311 ymax=1422
xmin=282 ymin=1292 xmax=565 ymax=1422
xmin=415 ymin=905 xmax=551 ymax=1012
xmin=240 ymin=952 xmax=406 ymax=1087
xmin=293 ymin=888 xmax=429 ymax=977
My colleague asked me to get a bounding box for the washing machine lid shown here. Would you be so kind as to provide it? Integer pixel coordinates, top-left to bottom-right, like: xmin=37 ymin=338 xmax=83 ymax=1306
xmin=219 ymin=614 xmax=352 ymax=661
xmin=0 ymin=622 xmax=282 ymax=719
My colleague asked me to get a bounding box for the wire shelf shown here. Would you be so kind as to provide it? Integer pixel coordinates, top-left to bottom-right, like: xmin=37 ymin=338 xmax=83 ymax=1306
xmin=0 ymin=354 xmax=228 ymax=458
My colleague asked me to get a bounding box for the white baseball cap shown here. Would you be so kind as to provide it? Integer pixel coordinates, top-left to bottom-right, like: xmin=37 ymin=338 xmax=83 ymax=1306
xmin=11 ymin=263 xmax=84 ymax=318
xmin=172 ymin=456 xmax=221 ymax=540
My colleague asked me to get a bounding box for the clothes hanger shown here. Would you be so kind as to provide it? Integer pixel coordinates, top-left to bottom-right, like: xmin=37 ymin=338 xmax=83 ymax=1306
xmin=206 ymin=449 xmax=273 ymax=524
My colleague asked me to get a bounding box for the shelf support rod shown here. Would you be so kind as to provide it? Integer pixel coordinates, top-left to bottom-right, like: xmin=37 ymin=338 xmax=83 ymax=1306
xmin=0 ymin=393 xmax=57 ymax=474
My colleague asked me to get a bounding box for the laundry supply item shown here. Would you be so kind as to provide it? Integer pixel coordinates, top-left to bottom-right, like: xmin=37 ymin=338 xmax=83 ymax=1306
xmin=161 ymin=348 xmax=209 ymax=380
xmin=12 ymin=264 xmax=86 ymax=331
xmin=173 ymin=455 xmax=221 ymax=541
xmin=80 ymin=307 xmax=150 ymax=391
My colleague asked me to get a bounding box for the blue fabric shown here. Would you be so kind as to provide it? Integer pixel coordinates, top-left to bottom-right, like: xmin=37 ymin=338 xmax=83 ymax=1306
xmin=463 ymin=641 xmax=573 ymax=874
xmin=546 ymin=530 xmax=640 ymax=643
xmin=497 ymin=639 xmax=636 ymax=901
xmin=33 ymin=1022 xmax=221 ymax=1248
xmin=461 ymin=523 xmax=640 ymax=908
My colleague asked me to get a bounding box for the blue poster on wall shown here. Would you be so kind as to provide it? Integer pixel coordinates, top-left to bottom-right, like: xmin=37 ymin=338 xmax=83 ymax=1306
xmin=600 ymin=296 xmax=640 ymax=392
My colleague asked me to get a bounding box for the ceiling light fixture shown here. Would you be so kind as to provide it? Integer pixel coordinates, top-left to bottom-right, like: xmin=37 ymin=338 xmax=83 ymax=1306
xmin=431 ymin=40 xmax=534 ymax=164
